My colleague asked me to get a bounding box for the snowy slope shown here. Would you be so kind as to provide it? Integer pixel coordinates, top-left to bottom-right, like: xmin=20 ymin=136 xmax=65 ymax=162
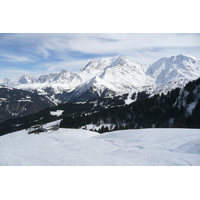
xmin=99 ymin=56 xmax=147 ymax=90
xmin=70 ymin=76 xmax=120 ymax=100
xmin=146 ymin=54 xmax=198 ymax=83
xmin=0 ymin=125 xmax=200 ymax=166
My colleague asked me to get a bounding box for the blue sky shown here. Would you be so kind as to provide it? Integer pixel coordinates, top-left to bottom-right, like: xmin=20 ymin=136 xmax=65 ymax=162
xmin=0 ymin=33 xmax=200 ymax=80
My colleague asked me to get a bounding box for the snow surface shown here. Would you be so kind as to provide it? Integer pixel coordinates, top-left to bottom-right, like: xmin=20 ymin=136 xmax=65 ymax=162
xmin=0 ymin=126 xmax=200 ymax=166
xmin=186 ymin=102 xmax=197 ymax=115
xmin=50 ymin=110 xmax=64 ymax=117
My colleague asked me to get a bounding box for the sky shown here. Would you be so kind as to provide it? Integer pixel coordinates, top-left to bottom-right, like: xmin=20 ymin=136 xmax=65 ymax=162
xmin=0 ymin=33 xmax=200 ymax=80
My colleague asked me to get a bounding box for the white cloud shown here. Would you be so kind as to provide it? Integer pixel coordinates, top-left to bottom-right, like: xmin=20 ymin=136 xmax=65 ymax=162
xmin=0 ymin=54 xmax=34 ymax=62
xmin=71 ymin=34 xmax=200 ymax=55
xmin=3 ymin=33 xmax=200 ymax=58
xmin=0 ymin=33 xmax=200 ymax=79
xmin=0 ymin=68 xmax=38 ymax=80
xmin=127 ymin=47 xmax=200 ymax=65
xmin=2 ymin=33 xmax=200 ymax=58
xmin=30 ymin=33 xmax=200 ymax=63
xmin=34 ymin=58 xmax=96 ymax=73
xmin=4 ymin=69 xmax=33 ymax=74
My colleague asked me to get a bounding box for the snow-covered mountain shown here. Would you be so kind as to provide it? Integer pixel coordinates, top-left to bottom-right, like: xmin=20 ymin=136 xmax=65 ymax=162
xmin=1 ymin=54 xmax=200 ymax=103
xmin=146 ymin=55 xmax=197 ymax=83
xmin=147 ymin=54 xmax=200 ymax=95
xmin=1 ymin=74 xmax=36 ymax=87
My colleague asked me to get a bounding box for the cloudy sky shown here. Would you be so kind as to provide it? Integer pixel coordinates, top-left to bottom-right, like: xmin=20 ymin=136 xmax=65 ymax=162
xmin=0 ymin=33 xmax=200 ymax=80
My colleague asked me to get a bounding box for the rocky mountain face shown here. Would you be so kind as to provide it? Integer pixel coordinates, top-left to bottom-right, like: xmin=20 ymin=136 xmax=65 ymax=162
xmin=0 ymin=86 xmax=56 ymax=123
xmin=1 ymin=54 xmax=200 ymax=103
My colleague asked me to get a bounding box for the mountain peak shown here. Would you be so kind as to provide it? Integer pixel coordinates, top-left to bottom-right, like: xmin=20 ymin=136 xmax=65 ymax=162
xmin=60 ymin=69 xmax=67 ymax=73
xmin=173 ymin=54 xmax=196 ymax=64
xmin=113 ymin=55 xmax=125 ymax=63
xmin=3 ymin=77 xmax=10 ymax=82
xmin=146 ymin=54 xmax=199 ymax=87
xmin=19 ymin=74 xmax=36 ymax=84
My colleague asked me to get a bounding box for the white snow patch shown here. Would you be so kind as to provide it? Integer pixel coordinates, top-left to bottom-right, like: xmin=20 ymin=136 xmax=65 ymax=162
xmin=124 ymin=91 xmax=138 ymax=105
xmin=186 ymin=102 xmax=197 ymax=115
xmin=50 ymin=110 xmax=64 ymax=117
xmin=41 ymin=120 xmax=62 ymax=129
xmin=0 ymin=98 xmax=7 ymax=101
xmin=82 ymin=123 xmax=115 ymax=131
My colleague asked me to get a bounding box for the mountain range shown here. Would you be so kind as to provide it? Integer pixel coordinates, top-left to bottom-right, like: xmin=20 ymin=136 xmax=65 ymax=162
xmin=1 ymin=54 xmax=199 ymax=103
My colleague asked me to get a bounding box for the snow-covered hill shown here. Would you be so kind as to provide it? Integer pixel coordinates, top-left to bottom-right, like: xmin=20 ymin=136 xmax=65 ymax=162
xmin=1 ymin=54 xmax=200 ymax=103
xmin=0 ymin=122 xmax=200 ymax=166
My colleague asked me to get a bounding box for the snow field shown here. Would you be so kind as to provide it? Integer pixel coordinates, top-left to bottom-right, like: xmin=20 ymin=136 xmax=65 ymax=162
xmin=0 ymin=127 xmax=200 ymax=166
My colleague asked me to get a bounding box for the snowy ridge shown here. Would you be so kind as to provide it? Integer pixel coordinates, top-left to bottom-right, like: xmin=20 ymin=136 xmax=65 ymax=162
xmin=1 ymin=54 xmax=200 ymax=102
xmin=71 ymin=76 xmax=120 ymax=98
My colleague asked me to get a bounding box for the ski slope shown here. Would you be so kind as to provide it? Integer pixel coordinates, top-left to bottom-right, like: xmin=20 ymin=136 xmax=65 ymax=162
xmin=0 ymin=126 xmax=200 ymax=166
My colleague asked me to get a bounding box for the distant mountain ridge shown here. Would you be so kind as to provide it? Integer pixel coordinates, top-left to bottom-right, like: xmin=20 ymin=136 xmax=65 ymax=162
xmin=1 ymin=54 xmax=200 ymax=103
